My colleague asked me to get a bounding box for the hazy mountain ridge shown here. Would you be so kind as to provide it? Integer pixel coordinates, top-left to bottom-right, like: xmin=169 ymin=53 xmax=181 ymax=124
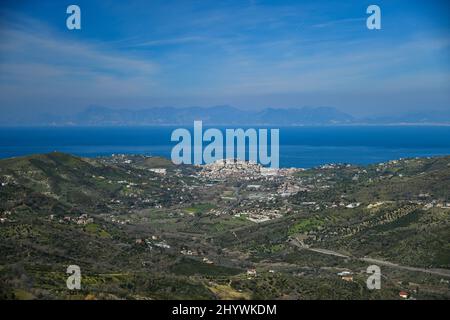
xmin=1 ymin=105 xmax=450 ymax=126
xmin=72 ymin=105 xmax=355 ymax=126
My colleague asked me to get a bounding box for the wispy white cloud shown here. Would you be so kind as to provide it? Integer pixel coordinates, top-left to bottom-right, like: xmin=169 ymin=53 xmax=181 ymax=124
xmin=311 ymin=17 xmax=366 ymax=29
xmin=0 ymin=16 xmax=161 ymax=111
xmin=130 ymin=36 xmax=205 ymax=47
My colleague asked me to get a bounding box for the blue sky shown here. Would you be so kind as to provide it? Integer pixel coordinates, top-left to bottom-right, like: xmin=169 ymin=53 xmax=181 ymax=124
xmin=0 ymin=0 xmax=449 ymax=117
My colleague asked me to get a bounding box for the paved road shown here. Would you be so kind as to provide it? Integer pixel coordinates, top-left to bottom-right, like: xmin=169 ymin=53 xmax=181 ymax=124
xmin=360 ymin=257 xmax=450 ymax=278
xmin=303 ymin=247 xmax=350 ymax=259
xmin=289 ymin=239 xmax=450 ymax=278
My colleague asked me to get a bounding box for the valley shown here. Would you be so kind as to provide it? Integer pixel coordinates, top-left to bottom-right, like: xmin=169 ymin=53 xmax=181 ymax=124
xmin=0 ymin=152 xmax=449 ymax=300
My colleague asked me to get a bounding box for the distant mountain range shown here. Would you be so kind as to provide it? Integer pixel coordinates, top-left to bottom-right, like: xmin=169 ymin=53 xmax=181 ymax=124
xmin=1 ymin=105 xmax=450 ymax=126
xmin=63 ymin=105 xmax=355 ymax=126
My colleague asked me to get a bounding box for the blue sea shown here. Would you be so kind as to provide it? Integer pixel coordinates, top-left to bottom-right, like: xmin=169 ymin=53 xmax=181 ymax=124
xmin=1 ymin=126 xmax=450 ymax=168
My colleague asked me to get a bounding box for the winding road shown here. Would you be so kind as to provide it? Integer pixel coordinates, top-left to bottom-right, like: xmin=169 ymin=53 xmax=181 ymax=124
xmin=289 ymin=238 xmax=450 ymax=278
